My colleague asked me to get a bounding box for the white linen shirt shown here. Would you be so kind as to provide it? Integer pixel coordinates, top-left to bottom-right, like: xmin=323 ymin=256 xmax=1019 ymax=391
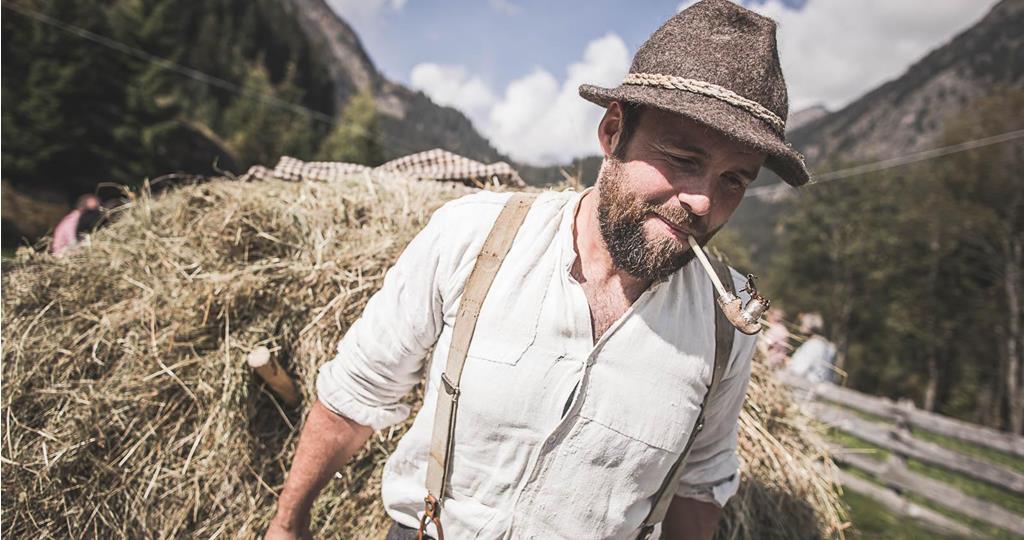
xmin=317 ymin=189 xmax=757 ymax=539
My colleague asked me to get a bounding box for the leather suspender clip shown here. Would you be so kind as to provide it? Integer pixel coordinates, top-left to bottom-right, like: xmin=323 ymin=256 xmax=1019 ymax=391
xmin=440 ymin=373 xmax=460 ymax=398
xmin=417 ymin=494 xmax=445 ymax=540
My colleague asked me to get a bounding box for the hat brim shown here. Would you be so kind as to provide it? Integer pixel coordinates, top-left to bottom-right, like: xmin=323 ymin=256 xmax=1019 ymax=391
xmin=579 ymin=83 xmax=809 ymax=187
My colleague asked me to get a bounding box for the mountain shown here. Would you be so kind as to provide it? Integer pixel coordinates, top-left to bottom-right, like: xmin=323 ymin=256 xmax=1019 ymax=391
xmin=731 ymin=0 xmax=1024 ymax=264
xmin=281 ymin=0 xmax=503 ymax=163
xmin=1 ymin=0 xmax=523 ymax=249
xmin=786 ymin=0 xmax=1023 ymax=168
xmin=786 ymin=105 xmax=829 ymax=132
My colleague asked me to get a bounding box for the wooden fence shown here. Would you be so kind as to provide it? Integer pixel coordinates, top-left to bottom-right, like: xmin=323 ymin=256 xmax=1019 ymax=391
xmin=778 ymin=372 xmax=1024 ymax=538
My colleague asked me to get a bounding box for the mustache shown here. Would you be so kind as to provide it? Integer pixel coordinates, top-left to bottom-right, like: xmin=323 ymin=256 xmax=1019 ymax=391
xmin=648 ymin=203 xmax=707 ymax=237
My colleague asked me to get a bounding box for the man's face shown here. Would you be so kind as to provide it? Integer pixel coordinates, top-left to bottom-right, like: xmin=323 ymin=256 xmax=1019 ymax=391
xmin=596 ymin=104 xmax=765 ymax=281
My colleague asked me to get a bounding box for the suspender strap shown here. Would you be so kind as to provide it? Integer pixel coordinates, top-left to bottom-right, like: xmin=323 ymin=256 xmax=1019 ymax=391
xmin=419 ymin=193 xmax=537 ymax=540
xmin=638 ymin=255 xmax=736 ymax=539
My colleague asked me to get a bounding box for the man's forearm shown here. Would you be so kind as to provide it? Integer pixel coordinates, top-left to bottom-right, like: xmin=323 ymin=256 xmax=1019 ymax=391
xmin=662 ymin=496 xmax=722 ymax=540
xmin=271 ymin=400 xmax=374 ymax=530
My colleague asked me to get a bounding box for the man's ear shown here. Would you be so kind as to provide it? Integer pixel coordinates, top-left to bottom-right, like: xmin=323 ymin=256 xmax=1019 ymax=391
xmin=597 ymin=101 xmax=624 ymax=157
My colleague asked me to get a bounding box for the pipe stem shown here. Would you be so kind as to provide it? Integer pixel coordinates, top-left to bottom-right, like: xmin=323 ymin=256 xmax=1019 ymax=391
xmin=688 ymin=236 xmax=730 ymax=298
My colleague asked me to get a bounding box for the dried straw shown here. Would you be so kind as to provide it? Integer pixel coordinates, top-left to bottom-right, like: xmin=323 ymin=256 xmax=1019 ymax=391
xmin=1 ymin=174 xmax=843 ymax=539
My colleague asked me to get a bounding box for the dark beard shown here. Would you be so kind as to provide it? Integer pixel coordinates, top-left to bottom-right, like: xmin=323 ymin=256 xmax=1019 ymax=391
xmin=596 ymin=157 xmax=716 ymax=282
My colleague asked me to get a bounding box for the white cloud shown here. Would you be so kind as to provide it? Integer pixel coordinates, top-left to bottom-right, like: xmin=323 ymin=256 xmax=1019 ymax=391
xmin=488 ymin=33 xmax=631 ymax=164
xmin=326 ymin=0 xmax=406 ymax=25
xmin=676 ymin=1 xmax=698 ymax=13
xmin=489 ymin=0 xmax=522 ymax=16
xmin=410 ymin=63 xmax=497 ymax=127
xmin=746 ymin=0 xmax=999 ymax=111
xmin=409 ymin=33 xmax=630 ymax=165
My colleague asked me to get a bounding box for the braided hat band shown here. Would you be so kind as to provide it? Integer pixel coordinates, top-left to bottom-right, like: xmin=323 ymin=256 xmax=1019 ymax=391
xmin=622 ymin=73 xmax=786 ymax=135
xmin=579 ymin=0 xmax=810 ymax=186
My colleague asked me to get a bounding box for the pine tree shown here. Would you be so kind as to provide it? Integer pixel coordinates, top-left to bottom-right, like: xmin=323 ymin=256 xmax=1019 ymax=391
xmin=2 ymin=0 xmax=137 ymax=198
xmin=3 ymin=0 xmax=340 ymax=207
xmin=220 ymin=61 xmax=320 ymax=167
xmin=315 ymin=89 xmax=383 ymax=166
xmin=936 ymin=88 xmax=1024 ymax=432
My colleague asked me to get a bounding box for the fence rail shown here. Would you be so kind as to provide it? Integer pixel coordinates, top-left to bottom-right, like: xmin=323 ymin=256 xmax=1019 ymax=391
xmin=832 ymin=446 xmax=1024 ymax=535
xmin=778 ymin=372 xmax=1024 ymax=537
xmin=784 ymin=373 xmax=1024 ymax=458
xmin=835 ymin=470 xmax=980 ymax=538
xmin=807 ymin=400 xmax=1024 ymax=493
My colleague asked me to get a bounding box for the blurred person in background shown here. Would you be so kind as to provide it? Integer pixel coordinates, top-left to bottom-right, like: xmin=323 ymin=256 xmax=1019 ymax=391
xmin=51 ymin=193 xmax=100 ymax=256
xmin=786 ymin=312 xmax=840 ymax=385
xmin=760 ymin=308 xmax=792 ymax=369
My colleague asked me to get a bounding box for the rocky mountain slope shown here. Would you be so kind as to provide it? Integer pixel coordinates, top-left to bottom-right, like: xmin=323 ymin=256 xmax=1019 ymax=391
xmin=787 ymin=0 xmax=1022 ymax=169
xmin=731 ymin=0 xmax=1023 ymax=264
xmin=282 ymin=0 xmax=503 ymax=163
xmin=787 ymin=105 xmax=829 ymax=132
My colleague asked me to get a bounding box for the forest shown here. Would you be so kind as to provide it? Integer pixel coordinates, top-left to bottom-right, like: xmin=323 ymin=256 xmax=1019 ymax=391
xmin=759 ymin=88 xmax=1023 ymax=433
xmin=2 ymin=0 xmax=382 ymax=206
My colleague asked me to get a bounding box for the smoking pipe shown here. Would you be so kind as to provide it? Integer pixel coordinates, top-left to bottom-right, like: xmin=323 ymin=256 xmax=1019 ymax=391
xmin=687 ymin=235 xmax=770 ymax=335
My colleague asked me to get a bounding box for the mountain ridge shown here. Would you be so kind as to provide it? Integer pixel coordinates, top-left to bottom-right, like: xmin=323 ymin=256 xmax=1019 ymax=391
xmin=284 ymin=0 xmax=506 ymax=163
xmin=730 ymin=0 xmax=1023 ymax=265
xmin=787 ymin=0 xmax=1022 ymax=168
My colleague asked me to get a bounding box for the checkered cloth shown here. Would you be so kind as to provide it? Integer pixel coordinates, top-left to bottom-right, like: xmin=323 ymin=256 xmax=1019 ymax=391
xmin=377 ymin=148 xmax=525 ymax=187
xmin=241 ymin=149 xmax=525 ymax=187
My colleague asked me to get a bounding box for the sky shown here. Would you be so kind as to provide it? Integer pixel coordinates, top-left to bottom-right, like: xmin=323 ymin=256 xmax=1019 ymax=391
xmin=326 ymin=0 xmax=1001 ymax=165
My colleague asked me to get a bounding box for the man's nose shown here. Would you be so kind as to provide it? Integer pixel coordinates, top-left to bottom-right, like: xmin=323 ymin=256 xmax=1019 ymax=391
xmin=675 ymin=176 xmax=714 ymax=216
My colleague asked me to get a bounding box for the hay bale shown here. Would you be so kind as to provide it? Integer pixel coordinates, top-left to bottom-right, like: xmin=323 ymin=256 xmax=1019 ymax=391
xmin=1 ymin=174 xmax=843 ymax=539
xmin=721 ymin=358 xmax=846 ymax=539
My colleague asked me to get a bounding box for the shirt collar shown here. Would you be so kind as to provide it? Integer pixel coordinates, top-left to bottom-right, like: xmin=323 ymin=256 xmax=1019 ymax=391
xmin=558 ymin=188 xmax=588 ymax=274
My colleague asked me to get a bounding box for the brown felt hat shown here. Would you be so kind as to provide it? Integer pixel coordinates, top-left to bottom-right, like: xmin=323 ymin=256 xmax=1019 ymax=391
xmin=579 ymin=0 xmax=809 ymax=186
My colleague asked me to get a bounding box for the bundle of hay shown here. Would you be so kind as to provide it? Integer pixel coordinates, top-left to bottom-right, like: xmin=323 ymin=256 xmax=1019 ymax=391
xmin=1 ymin=174 xmax=843 ymax=539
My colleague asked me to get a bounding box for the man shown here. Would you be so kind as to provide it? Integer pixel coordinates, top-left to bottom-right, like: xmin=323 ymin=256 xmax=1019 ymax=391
xmin=267 ymin=1 xmax=809 ymax=538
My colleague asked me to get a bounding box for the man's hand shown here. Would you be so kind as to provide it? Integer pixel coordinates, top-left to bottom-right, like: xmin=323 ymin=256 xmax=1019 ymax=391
xmin=661 ymin=496 xmax=722 ymax=540
xmin=264 ymin=519 xmax=314 ymax=540
xmin=265 ymin=400 xmax=374 ymax=540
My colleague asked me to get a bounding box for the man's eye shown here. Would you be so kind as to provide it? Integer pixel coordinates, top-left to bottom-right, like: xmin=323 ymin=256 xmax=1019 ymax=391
xmin=671 ymin=156 xmax=697 ymax=167
xmin=723 ymin=175 xmax=746 ymax=191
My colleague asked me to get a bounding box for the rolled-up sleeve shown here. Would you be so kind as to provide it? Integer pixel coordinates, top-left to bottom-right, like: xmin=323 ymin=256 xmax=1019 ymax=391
xmin=675 ymin=328 xmax=756 ymax=507
xmin=316 ymin=204 xmax=453 ymax=430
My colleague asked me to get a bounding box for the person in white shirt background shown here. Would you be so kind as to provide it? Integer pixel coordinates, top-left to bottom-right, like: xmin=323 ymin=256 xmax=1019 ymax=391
xmin=787 ymin=313 xmax=840 ymax=385
xmin=266 ymin=1 xmax=811 ymax=538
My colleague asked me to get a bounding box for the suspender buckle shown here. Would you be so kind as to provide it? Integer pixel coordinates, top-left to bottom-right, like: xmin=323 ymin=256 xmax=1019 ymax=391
xmin=418 ymin=494 xmax=446 ymax=540
xmin=440 ymin=373 xmax=460 ymax=398
xmin=638 ymin=524 xmax=655 ymax=540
